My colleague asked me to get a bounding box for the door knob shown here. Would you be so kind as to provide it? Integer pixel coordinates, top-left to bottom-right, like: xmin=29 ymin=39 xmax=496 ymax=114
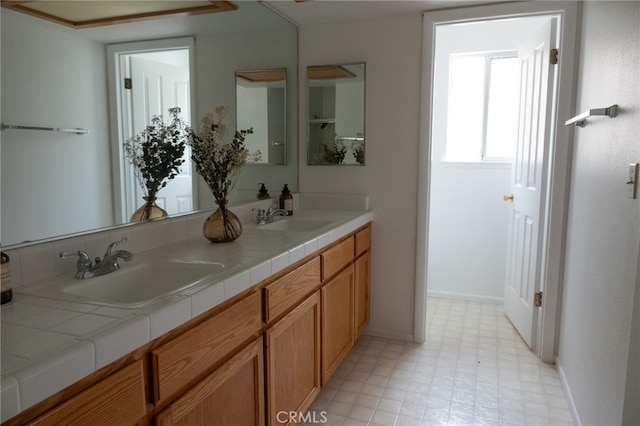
xmin=503 ymin=194 xmax=514 ymax=202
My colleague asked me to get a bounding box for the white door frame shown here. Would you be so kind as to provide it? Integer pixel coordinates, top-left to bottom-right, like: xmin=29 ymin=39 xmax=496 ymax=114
xmin=106 ymin=37 xmax=197 ymax=224
xmin=414 ymin=1 xmax=580 ymax=363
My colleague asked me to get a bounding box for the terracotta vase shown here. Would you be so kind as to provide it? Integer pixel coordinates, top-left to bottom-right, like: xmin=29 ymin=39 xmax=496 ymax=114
xmin=202 ymin=204 xmax=242 ymax=243
xmin=130 ymin=196 xmax=168 ymax=222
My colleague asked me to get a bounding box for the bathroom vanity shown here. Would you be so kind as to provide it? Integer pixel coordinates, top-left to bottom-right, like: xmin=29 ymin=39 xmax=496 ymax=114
xmin=1 ymin=200 xmax=372 ymax=425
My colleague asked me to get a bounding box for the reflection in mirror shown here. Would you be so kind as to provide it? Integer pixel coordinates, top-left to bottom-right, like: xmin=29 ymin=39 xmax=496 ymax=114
xmin=109 ymin=40 xmax=195 ymax=224
xmin=0 ymin=1 xmax=297 ymax=248
xmin=307 ymin=63 xmax=365 ymax=166
xmin=235 ymin=68 xmax=286 ymax=165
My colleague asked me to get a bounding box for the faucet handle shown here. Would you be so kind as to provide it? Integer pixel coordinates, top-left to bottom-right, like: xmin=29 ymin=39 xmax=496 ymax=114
xmin=60 ymin=250 xmax=90 ymax=261
xmin=252 ymin=208 xmax=267 ymax=224
xmin=105 ymin=237 xmax=128 ymax=255
xmin=266 ymin=204 xmax=278 ymax=214
xmin=60 ymin=251 xmax=93 ymax=278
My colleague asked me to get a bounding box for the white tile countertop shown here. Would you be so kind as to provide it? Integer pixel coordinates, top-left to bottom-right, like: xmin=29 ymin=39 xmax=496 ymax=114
xmin=0 ymin=201 xmax=373 ymax=422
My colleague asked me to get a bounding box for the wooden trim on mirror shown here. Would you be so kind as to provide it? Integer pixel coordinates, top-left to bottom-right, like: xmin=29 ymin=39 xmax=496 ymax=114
xmin=308 ymin=65 xmax=356 ymax=80
xmin=0 ymin=1 xmax=237 ymax=29
xmin=236 ymin=68 xmax=286 ymax=83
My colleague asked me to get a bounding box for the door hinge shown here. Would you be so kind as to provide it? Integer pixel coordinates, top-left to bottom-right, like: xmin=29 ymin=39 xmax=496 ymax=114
xmin=534 ymin=291 xmax=543 ymax=308
xmin=124 ymin=78 xmax=132 ymax=90
xmin=550 ymin=48 xmax=559 ymax=65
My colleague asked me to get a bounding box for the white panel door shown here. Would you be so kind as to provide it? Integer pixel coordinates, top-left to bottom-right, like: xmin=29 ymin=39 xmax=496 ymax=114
xmin=503 ymin=18 xmax=557 ymax=348
xmin=129 ymin=56 xmax=192 ymax=218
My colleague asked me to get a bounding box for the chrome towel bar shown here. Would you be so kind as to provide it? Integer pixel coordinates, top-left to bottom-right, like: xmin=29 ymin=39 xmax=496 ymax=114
xmin=565 ymin=104 xmax=618 ymax=128
xmin=0 ymin=123 xmax=89 ymax=135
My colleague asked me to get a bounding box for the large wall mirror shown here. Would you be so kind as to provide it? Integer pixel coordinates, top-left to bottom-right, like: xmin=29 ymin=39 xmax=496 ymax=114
xmin=307 ymin=63 xmax=365 ymax=166
xmin=0 ymin=1 xmax=298 ymax=247
xmin=236 ymin=68 xmax=286 ymax=165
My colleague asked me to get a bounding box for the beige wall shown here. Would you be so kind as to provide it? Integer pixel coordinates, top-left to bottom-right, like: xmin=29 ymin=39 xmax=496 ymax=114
xmin=299 ymin=14 xmax=423 ymax=340
xmin=556 ymin=1 xmax=640 ymax=424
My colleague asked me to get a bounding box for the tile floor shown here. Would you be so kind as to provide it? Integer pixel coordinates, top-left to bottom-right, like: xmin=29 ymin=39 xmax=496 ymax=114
xmin=304 ymin=297 xmax=575 ymax=425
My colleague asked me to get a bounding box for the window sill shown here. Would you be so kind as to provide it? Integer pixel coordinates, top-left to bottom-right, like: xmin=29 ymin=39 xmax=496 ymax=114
xmin=435 ymin=161 xmax=512 ymax=169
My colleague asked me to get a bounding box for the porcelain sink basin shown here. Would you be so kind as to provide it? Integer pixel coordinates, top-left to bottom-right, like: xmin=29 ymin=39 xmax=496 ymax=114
xmin=260 ymin=219 xmax=332 ymax=232
xmin=21 ymin=260 xmax=225 ymax=308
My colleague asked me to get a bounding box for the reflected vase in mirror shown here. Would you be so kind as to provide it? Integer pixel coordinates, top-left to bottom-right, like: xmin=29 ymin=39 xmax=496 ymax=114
xmin=203 ymin=204 xmax=242 ymax=243
xmin=307 ymin=63 xmax=366 ymax=166
xmin=124 ymin=107 xmax=188 ymax=223
xmin=130 ymin=196 xmax=168 ymax=222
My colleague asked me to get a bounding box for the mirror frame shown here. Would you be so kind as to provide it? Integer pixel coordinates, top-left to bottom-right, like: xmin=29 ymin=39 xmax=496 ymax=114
xmin=307 ymin=62 xmax=366 ymax=166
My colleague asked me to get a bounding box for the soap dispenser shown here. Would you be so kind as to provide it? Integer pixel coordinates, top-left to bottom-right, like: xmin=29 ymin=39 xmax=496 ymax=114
xmin=1 ymin=249 xmax=13 ymax=305
xmin=257 ymin=183 xmax=270 ymax=200
xmin=279 ymin=184 xmax=293 ymax=216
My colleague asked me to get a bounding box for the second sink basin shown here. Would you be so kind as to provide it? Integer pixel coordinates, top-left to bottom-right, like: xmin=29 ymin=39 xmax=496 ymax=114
xmin=260 ymin=219 xmax=332 ymax=232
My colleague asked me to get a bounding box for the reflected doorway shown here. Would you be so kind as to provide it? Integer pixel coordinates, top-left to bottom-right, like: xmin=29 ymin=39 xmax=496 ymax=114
xmin=108 ymin=38 xmax=196 ymax=224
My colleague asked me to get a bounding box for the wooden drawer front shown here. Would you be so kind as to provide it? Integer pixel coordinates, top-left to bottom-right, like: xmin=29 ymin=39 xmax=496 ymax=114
xmin=152 ymin=291 xmax=262 ymax=404
xmin=156 ymin=337 xmax=264 ymax=426
xmin=29 ymin=360 xmax=147 ymax=426
xmin=265 ymin=257 xmax=321 ymax=323
xmin=355 ymin=225 xmax=371 ymax=258
xmin=322 ymin=236 xmax=354 ymax=281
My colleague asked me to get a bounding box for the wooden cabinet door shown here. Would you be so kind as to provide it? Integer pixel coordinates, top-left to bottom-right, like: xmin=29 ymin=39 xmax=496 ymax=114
xmin=354 ymin=251 xmax=371 ymax=338
xmin=266 ymin=292 xmax=321 ymax=426
xmin=321 ymin=265 xmax=354 ymax=385
xmin=155 ymin=337 xmax=264 ymax=426
xmin=28 ymin=360 xmax=148 ymax=426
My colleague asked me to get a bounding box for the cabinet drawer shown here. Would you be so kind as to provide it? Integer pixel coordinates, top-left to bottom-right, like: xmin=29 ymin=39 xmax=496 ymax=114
xmin=321 ymin=236 xmax=354 ymax=280
xmin=265 ymin=257 xmax=321 ymax=323
xmin=355 ymin=225 xmax=371 ymax=258
xmin=152 ymin=291 xmax=262 ymax=404
xmin=29 ymin=360 xmax=147 ymax=426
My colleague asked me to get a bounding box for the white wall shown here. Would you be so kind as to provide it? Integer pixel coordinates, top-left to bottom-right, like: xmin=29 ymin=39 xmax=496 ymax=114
xmin=194 ymin=27 xmax=298 ymax=205
xmin=1 ymin=10 xmax=113 ymax=245
xmin=557 ymin=1 xmax=640 ymax=424
xmin=299 ymin=14 xmax=423 ymax=340
xmin=427 ymin=163 xmax=511 ymax=301
xmin=427 ymin=18 xmax=548 ymax=302
xmin=624 ymin=244 xmax=640 ymax=424
xmin=237 ymin=84 xmax=270 ymax=156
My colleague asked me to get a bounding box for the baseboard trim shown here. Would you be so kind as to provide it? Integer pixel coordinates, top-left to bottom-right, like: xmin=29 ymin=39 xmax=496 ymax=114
xmin=556 ymin=357 xmax=582 ymax=426
xmin=362 ymin=328 xmax=414 ymax=343
xmin=427 ymin=290 xmax=503 ymax=304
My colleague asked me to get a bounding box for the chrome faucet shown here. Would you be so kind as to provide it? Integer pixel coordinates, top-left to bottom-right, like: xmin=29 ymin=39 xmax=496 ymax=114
xmin=254 ymin=205 xmax=288 ymax=225
xmin=60 ymin=237 xmax=133 ymax=279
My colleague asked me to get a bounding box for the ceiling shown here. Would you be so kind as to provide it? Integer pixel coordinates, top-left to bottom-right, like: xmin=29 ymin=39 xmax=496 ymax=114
xmin=263 ymin=0 xmax=512 ymax=26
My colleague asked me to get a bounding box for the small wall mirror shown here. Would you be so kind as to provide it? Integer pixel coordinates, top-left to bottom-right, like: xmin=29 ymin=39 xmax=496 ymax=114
xmin=236 ymin=68 xmax=286 ymax=165
xmin=307 ymin=63 xmax=365 ymax=165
